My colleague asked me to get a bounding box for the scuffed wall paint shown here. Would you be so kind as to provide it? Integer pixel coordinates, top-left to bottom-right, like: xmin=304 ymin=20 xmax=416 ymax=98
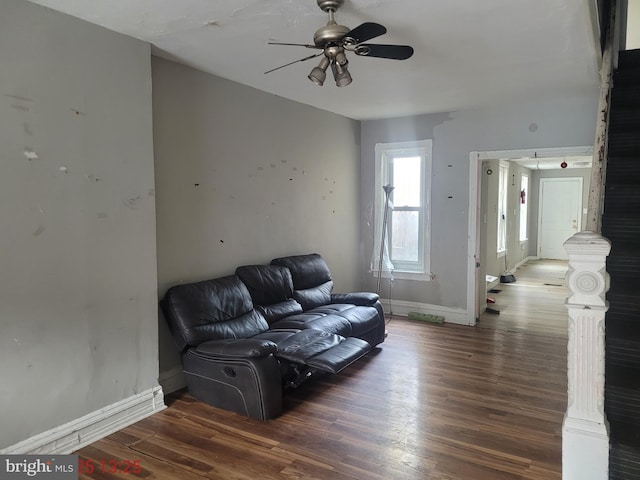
xmin=152 ymin=57 xmax=361 ymax=376
xmin=0 ymin=0 xmax=157 ymax=449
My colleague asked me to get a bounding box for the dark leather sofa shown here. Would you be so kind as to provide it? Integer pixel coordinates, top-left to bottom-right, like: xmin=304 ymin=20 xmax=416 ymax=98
xmin=161 ymin=253 xmax=385 ymax=420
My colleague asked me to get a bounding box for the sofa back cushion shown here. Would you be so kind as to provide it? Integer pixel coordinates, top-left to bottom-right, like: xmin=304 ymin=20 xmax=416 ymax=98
xmin=235 ymin=264 xmax=304 ymax=323
xmin=271 ymin=254 xmax=334 ymax=310
xmin=291 ymin=282 xmax=333 ymax=311
xmin=162 ymin=275 xmax=269 ymax=352
xmin=235 ymin=264 xmax=294 ymax=305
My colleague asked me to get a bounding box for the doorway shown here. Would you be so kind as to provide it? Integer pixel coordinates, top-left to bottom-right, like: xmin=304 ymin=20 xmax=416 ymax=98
xmin=466 ymin=146 xmax=593 ymax=326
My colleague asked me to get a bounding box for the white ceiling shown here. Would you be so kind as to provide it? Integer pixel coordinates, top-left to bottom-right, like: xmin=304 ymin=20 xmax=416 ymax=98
xmin=27 ymin=0 xmax=601 ymax=120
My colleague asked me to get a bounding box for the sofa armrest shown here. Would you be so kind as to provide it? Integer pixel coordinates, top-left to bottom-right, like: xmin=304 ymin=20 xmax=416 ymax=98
xmin=331 ymin=292 xmax=379 ymax=306
xmin=194 ymin=339 xmax=278 ymax=358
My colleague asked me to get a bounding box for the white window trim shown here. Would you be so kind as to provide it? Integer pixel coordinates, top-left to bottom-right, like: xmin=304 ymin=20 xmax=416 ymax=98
xmin=372 ymin=139 xmax=433 ymax=281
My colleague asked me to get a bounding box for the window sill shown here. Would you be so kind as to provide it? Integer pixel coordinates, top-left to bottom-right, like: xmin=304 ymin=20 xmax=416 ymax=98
xmin=371 ymin=270 xmax=433 ymax=282
xmin=497 ymin=250 xmax=506 ymax=258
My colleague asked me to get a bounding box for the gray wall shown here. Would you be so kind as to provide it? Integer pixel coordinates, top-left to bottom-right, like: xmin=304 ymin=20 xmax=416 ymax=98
xmin=360 ymin=93 xmax=598 ymax=310
xmin=0 ymin=1 xmax=158 ymax=449
xmin=480 ymin=160 xmax=533 ymax=282
xmin=152 ymin=57 xmax=361 ymax=376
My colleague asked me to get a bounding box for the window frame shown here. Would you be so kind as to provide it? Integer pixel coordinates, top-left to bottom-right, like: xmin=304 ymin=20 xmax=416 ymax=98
xmin=373 ymin=140 xmax=433 ymax=281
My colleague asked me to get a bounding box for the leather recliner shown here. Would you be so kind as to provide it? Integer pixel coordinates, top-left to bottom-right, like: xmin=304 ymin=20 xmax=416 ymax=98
xmin=161 ymin=254 xmax=385 ymax=420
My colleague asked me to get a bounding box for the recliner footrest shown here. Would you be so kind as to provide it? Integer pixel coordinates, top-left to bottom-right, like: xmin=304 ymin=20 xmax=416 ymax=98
xmin=305 ymin=337 xmax=371 ymax=374
xmin=274 ymin=329 xmax=342 ymax=364
xmin=272 ymin=329 xmax=371 ymax=374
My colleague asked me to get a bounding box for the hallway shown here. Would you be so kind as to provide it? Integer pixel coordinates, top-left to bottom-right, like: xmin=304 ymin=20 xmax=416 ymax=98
xmin=477 ymin=259 xmax=569 ymax=339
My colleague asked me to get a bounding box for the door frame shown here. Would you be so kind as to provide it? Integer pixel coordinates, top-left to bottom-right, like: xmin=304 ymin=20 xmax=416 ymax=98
xmin=466 ymin=146 xmax=593 ymax=326
xmin=537 ymin=177 xmax=584 ymax=259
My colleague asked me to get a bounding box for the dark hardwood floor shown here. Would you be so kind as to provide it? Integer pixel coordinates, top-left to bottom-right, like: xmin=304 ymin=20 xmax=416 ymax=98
xmin=76 ymin=318 xmax=567 ymax=479
xmin=478 ymin=259 xmax=569 ymax=339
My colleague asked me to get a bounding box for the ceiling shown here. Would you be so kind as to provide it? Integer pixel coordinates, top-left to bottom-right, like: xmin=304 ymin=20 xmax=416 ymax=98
xmin=27 ymin=0 xmax=601 ymax=120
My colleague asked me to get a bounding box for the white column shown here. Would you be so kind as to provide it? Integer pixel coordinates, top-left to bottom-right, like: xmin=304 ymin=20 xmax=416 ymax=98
xmin=562 ymin=231 xmax=611 ymax=480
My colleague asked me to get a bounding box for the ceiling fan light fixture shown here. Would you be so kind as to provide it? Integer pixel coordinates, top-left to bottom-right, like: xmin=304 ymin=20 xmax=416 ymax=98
xmin=335 ymin=50 xmax=348 ymax=66
xmin=267 ymin=0 xmax=413 ymax=87
xmin=332 ymin=60 xmax=352 ymax=87
xmin=308 ymin=55 xmax=330 ymax=86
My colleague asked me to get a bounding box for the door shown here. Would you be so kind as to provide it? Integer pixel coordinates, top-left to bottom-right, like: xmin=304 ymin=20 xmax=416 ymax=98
xmin=538 ymin=178 xmax=583 ymax=260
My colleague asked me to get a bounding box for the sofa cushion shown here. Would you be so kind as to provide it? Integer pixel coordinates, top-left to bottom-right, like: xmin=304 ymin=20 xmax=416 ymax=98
xmin=257 ymin=299 xmax=303 ymax=324
xmin=271 ymin=312 xmax=352 ymax=337
xmin=292 ymin=281 xmax=333 ymax=310
xmin=271 ymin=254 xmax=335 ymax=310
xmin=305 ymin=304 xmax=382 ymax=339
xmin=162 ymin=275 xmax=269 ymax=351
xmin=271 ymin=253 xmax=332 ymax=289
xmin=252 ymin=328 xmax=301 ymax=343
xmin=235 ymin=264 xmax=294 ymax=305
xmin=331 ymin=292 xmax=379 ymax=306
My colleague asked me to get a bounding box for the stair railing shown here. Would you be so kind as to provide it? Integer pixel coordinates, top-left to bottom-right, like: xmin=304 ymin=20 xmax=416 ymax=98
xmin=562 ymin=1 xmax=617 ymax=479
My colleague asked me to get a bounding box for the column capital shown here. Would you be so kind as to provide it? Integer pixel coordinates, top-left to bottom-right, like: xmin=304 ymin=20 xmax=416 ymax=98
xmin=564 ymin=231 xmax=611 ymax=308
xmin=563 ymin=231 xmax=611 ymax=257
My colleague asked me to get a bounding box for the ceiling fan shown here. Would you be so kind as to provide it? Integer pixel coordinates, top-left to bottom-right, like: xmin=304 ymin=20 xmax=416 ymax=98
xmin=265 ymin=0 xmax=414 ymax=87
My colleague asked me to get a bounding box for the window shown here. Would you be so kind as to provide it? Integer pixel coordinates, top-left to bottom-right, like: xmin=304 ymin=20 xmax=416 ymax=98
xmin=497 ymin=161 xmax=509 ymax=256
xmin=373 ymin=140 xmax=432 ymax=279
xmin=519 ymin=173 xmax=529 ymax=242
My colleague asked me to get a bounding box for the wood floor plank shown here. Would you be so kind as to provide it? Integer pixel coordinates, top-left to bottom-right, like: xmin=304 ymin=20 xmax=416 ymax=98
xmin=479 ymin=260 xmax=569 ymax=338
xmin=76 ymin=288 xmax=567 ymax=479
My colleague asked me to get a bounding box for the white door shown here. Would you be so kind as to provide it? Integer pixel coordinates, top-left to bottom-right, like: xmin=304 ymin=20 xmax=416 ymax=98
xmin=538 ymin=178 xmax=583 ymax=260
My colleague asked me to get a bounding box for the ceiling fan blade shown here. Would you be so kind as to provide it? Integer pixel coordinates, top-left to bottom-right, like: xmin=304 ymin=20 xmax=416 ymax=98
xmin=355 ymin=44 xmax=414 ymax=60
xmin=342 ymin=22 xmax=387 ymax=44
xmin=264 ymin=52 xmax=323 ymax=74
xmin=268 ymin=42 xmax=322 ymax=49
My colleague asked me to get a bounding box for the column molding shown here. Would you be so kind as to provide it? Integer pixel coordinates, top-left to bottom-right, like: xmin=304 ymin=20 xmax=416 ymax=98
xmin=562 ymin=231 xmax=611 ymax=480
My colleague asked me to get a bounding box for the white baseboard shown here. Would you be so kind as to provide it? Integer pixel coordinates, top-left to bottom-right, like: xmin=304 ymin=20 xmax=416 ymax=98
xmin=380 ymin=298 xmax=470 ymax=325
xmin=159 ymin=366 xmax=187 ymax=394
xmin=0 ymin=386 xmax=166 ymax=455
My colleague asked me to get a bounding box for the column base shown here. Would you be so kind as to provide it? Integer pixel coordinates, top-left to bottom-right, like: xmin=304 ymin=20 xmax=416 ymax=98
xmin=562 ymin=414 xmax=609 ymax=480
